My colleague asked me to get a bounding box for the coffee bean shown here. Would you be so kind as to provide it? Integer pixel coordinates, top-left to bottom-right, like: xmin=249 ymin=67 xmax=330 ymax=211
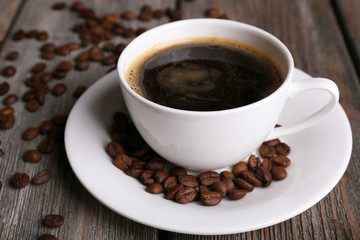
xmin=106 ymin=141 xmax=126 ymax=158
xmin=27 ymin=29 xmax=40 ymax=39
xmin=248 ymin=154 xmax=261 ymax=171
xmin=39 ymin=120 xmax=53 ymax=134
xmin=135 ymin=27 xmax=147 ymax=36
xmin=12 ymin=29 xmax=25 ymax=41
xmin=114 ymin=153 xmax=132 ymax=171
xmin=232 ymin=161 xmax=248 ymax=176
xmin=32 ymin=63 xmax=46 ymax=73
xmin=72 ymin=86 xmax=87 ymax=98
xmin=205 ymin=8 xmax=219 ymax=17
xmin=23 ymin=149 xmax=42 ymax=162
xmin=198 ymin=171 xmax=220 ymax=186
xmin=55 ymin=45 xmax=70 ymax=56
xmin=199 ymin=185 xmax=209 ymax=195
xmin=38 ymin=234 xmax=58 ymax=240
xmin=0 ymin=106 xmax=14 ymax=116
xmin=41 ymin=51 xmax=55 ymax=60
xmin=178 ymin=175 xmax=199 ymax=187
xmin=165 ymin=183 xmax=184 ymax=200
xmin=234 ymin=177 xmax=254 ymax=192
xmin=32 ymin=169 xmax=52 ymax=184
xmin=255 ymin=167 xmax=272 ymax=187
xmin=102 ymin=42 xmax=115 ymax=52
xmin=218 ymin=14 xmax=229 ymax=20
xmin=259 ymin=144 xmax=276 ymax=158
xmin=56 ymin=61 xmax=73 ymax=72
xmin=89 ymin=50 xmax=104 ymax=61
xmin=262 ymin=158 xmax=273 ymax=171
xmin=271 ymin=166 xmax=287 ymax=180
xmin=52 ymin=83 xmax=67 ymax=96
xmin=146 ymin=182 xmax=164 ymax=194
xmin=75 ymin=60 xmax=89 ymax=71
xmin=121 ymin=11 xmax=136 ymax=20
xmin=228 ymin=189 xmax=247 ymax=200
xmin=169 ymin=167 xmax=187 ymax=177
xmin=153 ymin=170 xmax=169 ymax=184
xmin=22 ymin=127 xmax=40 ymax=140
xmin=175 ymin=187 xmax=198 ymax=204
xmin=26 ymin=99 xmax=40 ymax=112
xmin=71 ymin=2 xmax=85 ymax=11
xmin=0 ymin=114 xmax=15 ymax=129
xmin=221 ymin=178 xmax=235 ymax=192
xmin=200 ymin=191 xmax=222 ymax=206
xmin=52 ymin=70 xmax=67 ymax=79
xmin=102 ymin=55 xmax=117 ymax=65
xmin=140 ymin=169 xmax=154 ymax=185
xmin=263 ymin=138 xmax=281 ymax=147
xmin=40 ymin=72 xmax=53 ymax=83
xmin=238 ymin=170 xmax=262 ymax=187
xmin=1 ymin=66 xmax=16 ymax=77
xmin=166 ymin=8 xmax=182 ymax=21
xmin=145 ymin=156 xmax=166 ymax=171
xmin=220 ymin=170 xmax=235 ymax=180
xmin=0 ymin=149 xmax=4 ymax=157
xmin=38 ymin=138 xmax=56 ymax=153
xmin=210 ymin=181 xmax=227 ymax=198
xmin=163 ymin=176 xmax=178 ymax=191
xmin=153 ymin=9 xmax=165 ymax=19
xmin=272 ymin=155 xmax=291 ymax=168
xmin=11 ymin=173 xmax=29 ymax=188
xmin=131 ymin=144 xmax=150 ymax=158
xmin=141 ymin=5 xmax=152 ymax=13
xmin=139 ymin=11 xmax=153 ymax=21
xmin=2 ymin=94 xmax=18 ymax=106
xmin=6 ymin=51 xmax=19 ymax=60
xmin=0 ymin=82 xmax=10 ymax=95
xmin=0 ymin=181 xmax=2 ymax=191
xmin=122 ymin=28 xmax=135 ymax=38
xmin=276 ymin=142 xmax=291 ymax=156
xmin=113 ymin=43 xmax=126 ymax=55
xmin=53 ymin=2 xmax=67 ymax=10
xmin=37 ymin=31 xmax=49 ymax=41
xmin=40 ymin=43 xmax=56 ymax=52
xmin=43 ymin=214 xmax=64 ymax=227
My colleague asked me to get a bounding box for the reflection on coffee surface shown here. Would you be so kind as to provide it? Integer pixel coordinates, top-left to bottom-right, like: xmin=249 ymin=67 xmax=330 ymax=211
xmin=126 ymin=38 xmax=284 ymax=111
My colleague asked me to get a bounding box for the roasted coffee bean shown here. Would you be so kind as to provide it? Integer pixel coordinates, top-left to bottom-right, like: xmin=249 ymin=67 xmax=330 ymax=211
xmin=12 ymin=29 xmax=25 ymax=41
xmin=26 ymin=99 xmax=40 ymax=112
xmin=205 ymin=7 xmax=220 ymax=17
xmin=73 ymin=86 xmax=87 ymax=98
xmin=41 ymin=50 xmax=55 ymax=60
xmin=0 ymin=149 xmax=4 ymax=157
xmin=40 ymin=43 xmax=56 ymax=52
xmin=276 ymin=142 xmax=291 ymax=156
xmin=272 ymin=155 xmax=291 ymax=168
xmin=113 ymin=43 xmax=126 ymax=55
xmin=75 ymin=60 xmax=89 ymax=71
xmin=40 ymin=72 xmax=53 ymax=83
xmin=259 ymin=144 xmax=276 ymax=158
xmin=122 ymin=28 xmax=135 ymax=38
xmin=228 ymin=189 xmax=247 ymax=200
xmin=121 ymin=10 xmax=136 ymax=20
xmin=32 ymin=63 xmax=46 ymax=73
xmin=255 ymin=167 xmax=272 ymax=187
xmin=39 ymin=120 xmax=53 ymax=134
xmin=22 ymin=89 xmax=35 ymax=101
xmin=51 ymin=115 xmax=67 ymax=126
xmin=248 ymin=154 xmax=261 ymax=171
xmin=263 ymin=138 xmax=280 ymax=147
xmin=140 ymin=169 xmax=154 ymax=185
xmin=38 ymin=234 xmax=58 ymax=240
xmin=131 ymin=144 xmax=150 ymax=158
xmin=6 ymin=51 xmax=19 ymax=60
xmin=52 ymin=71 xmax=67 ymax=79
xmin=38 ymin=138 xmax=56 ymax=153
xmin=141 ymin=5 xmax=152 ymax=13
xmin=89 ymin=50 xmax=105 ymax=61
xmin=220 ymin=170 xmax=235 ymax=180
xmin=262 ymin=158 xmax=273 ymax=171
xmin=135 ymin=27 xmax=147 ymax=36
xmin=271 ymin=166 xmax=287 ymax=180
xmin=218 ymin=14 xmax=229 ymax=19
xmin=103 ymin=13 xmax=117 ymax=22
xmin=232 ymin=161 xmax=248 ymax=176
xmin=163 ymin=176 xmax=178 ymax=191
xmin=106 ymin=141 xmax=126 ymax=158
xmin=221 ymin=178 xmax=235 ymax=192
xmin=52 ymin=83 xmax=67 ymax=96
xmin=11 ymin=172 xmax=29 ymax=188
xmin=153 ymin=9 xmax=165 ymax=19
xmin=200 ymin=191 xmax=222 ymax=206
xmin=48 ymin=127 xmax=63 ymax=141
xmin=37 ymin=31 xmax=49 ymax=41
xmin=0 ymin=181 xmax=2 ymax=191
xmin=113 ymin=153 xmax=132 ymax=171
xmin=102 ymin=42 xmax=115 ymax=52
xmin=1 ymin=66 xmax=16 ymax=77
xmin=66 ymin=42 xmax=80 ymax=51
xmin=76 ymin=52 xmax=89 ymax=61
xmin=102 ymin=55 xmax=117 ymax=65
xmin=25 ymin=29 xmax=38 ymax=38
xmin=2 ymin=94 xmax=18 ymax=105
xmin=178 ymin=175 xmax=199 ymax=187
xmin=139 ymin=11 xmax=153 ymax=21
xmin=146 ymin=182 xmax=164 ymax=194
xmin=238 ymin=171 xmax=262 ymax=187
xmin=153 ymin=170 xmax=169 ymax=184
xmin=169 ymin=167 xmax=187 ymax=177
xmin=0 ymin=82 xmax=10 ymax=95
xmin=56 ymin=61 xmax=73 ymax=72
xmin=145 ymin=156 xmax=166 ymax=171
xmin=32 ymin=169 xmax=52 ymax=184
xmin=198 ymin=171 xmax=220 ymax=186
xmin=210 ymin=181 xmax=227 ymax=198
xmin=0 ymin=106 xmax=14 ymax=116
xmin=0 ymin=114 xmax=15 ymax=129
xmin=199 ymin=185 xmax=209 ymax=195
xmin=234 ymin=177 xmax=254 ymax=192
xmin=71 ymin=1 xmax=85 ymax=11
xmin=175 ymin=187 xmax=198 ymax=204
xmin=125 ymin=165 xmax=144 ymax=178
xmin=165 ymin=183 xmax=184 ymax=200
xmin=53 ymin=2 xmax=66 ymax=10
xmin=23 ymin=149 xmax=42 ymax=162
xmin=22 ymin=127 xmax=40 ymax=140
xmin=166 ymin=8 xmax=182 ymax=21
xmin=55 ymin=45 xmax=70 ymax=56
xmin=43 ymin=214 xmax=64 ymax=227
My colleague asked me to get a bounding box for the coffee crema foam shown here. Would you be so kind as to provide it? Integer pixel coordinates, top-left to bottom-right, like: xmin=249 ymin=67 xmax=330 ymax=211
xmin=126 ymin=37 xmax=284 ymax=111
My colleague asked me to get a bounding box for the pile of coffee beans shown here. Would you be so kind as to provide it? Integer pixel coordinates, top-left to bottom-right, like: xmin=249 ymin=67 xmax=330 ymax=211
xmin=105 ymin=111 xmax=291 ymax=206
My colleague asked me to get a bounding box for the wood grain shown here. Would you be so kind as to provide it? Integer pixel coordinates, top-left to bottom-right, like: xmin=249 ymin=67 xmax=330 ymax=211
xmin=0 ymin=0 xmax=359 ymax=239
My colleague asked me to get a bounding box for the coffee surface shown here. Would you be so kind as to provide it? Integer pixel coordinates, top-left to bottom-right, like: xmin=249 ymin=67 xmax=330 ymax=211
xmin=126 ymin=38 xmax=283 ymax=111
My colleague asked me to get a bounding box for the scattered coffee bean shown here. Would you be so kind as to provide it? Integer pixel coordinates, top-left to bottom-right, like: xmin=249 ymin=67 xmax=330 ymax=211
xmin=121 ymin=11 xmax=136 ymax=20
xmin=6 ymin=51 xmax=19 ymax=60
xmin=32 ymin=62 xmax=46 ymax=73
xmin=55 ymin=45 xmax=70 ymax=56
xmin=26 ymin=99 xmax=40 ymax=112
xmin=238 ymin=170 xmax=262 ymax=187
xmin=41 ymin=51 xmax=55 ymax=60
xmin=221 ymin=178 xmax=235 ymax=192
xmin=153 ymin=170 xmax=169 ymax=184
xmin=43 ymin=214 xmax=64 ymax=227
xmin=259 ymin=144 xmax=276 ymax=158
xmin=106 ymin=141 xmax=126 ymax=158
xmin=140 ymin=169 xmax=154 ymax=185
xmin=164 ymin=183 xmax=183 ymax=200
xmin=262 ymin=158 xmax=273 ymax=171
xmin=175 ymin=186 xmax=198 ymax=204
xmin=11 ymin=172 xmax=29 ymax=188
xmin=38 ymin=234 xmax=58 ymax=240
xmin=263 ymin=138 xmax=280 ymax=147
xmin=201 ymin=191 xmax=222 ymax=206
xmin=52 ymin=83 xmax=67 ymax=96
xmin=40 ymin=72 xmax=53 ymax=83
xmin=178 ymin=175 xmax=199 ymax=187
xmin=1 ymin=66 xmax=16 ymax=77
xmin=102 ymin=55 xmax=117 ymax=65
xmin=163 ymin=176 xmax=177 ymax=191
xmin=39 ymin=120 xmax=53 ymax=134
xmin=52 ymin=70 xmax=67 ymax=79
xmin=232 ymin=161 xmax=248 ymax=176
xmin=0 ymin=106 xmax=14 ymax=116
xmin=56 ymin=61 xmax=73 ymax=72
xmin=169 ymin=167 xmax=187 ymax=177
xmin=37 ymin=31 xmax=49 ymax=41
xmin=198 ymin=171 xmax=220 ymax=186
xmin=234 ymin=177 xmax=254 ymax=192
xmin=255 ymin=167 xmax=272 ymax=187
xmin=228 ymin=189 xmax=247 ymax=200
xmin=12 ymin=29 xmax=25 ymax=41
xmin=0 ymin=149 xmax=4 ymax=157
xmin=32 ymin=169 xmax=52 ymax=184
xmin=210 ymin=181 xmax=227 ymax=198
xmin=153 ymin=9 xmax=165 ymax=19
xmin=71 ymin=1 xmax=85 ymax=11
xmin=276 ymin=142 xmax=291 ymax=156
xmin=53 ymin=2 xmax=67 ymax=10
xmin=205 ymin=8 xmax=220 ymax=17
xmin=272 ymin=155 xmax=291 ymax=168
xmin=75 ymin=60 xmax=89 ymax=71
xmin=146 ymin=182 xmax=164 ymax=194
xmin=0 ymin=82 xmax=10 ymax=96
xmin=248 ymin=154 xmax=261 ymax=171
xmin=23 ymin=149 xmax=42 ymax=162
xmin=113 ymin=153 xmax=132 ymax=171
xmin=139 ymin=11 xmax=153 ymax=21
xmin=38 ymin=138 xmax=56 ymax=153
xmin=218 ymin=14 xmax=229 ymax=20
xmin=271 ymin=166 xmax=287 ymax=180
xmin=22 ymin=127 xmax=40 ymax=140
xmin=41 ymin=43 xmax=56 ymax=52
xmin=145 ymin=156 xmax=166 ymax=171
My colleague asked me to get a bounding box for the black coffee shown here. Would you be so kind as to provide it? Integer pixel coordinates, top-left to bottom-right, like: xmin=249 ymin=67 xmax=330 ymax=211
xmin=126 ymin=38 xmax=283 ymax=111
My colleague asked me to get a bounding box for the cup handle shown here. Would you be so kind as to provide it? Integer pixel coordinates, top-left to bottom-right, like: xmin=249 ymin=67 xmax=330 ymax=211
xmin=265 ymin=78 xmax=339 ymax=141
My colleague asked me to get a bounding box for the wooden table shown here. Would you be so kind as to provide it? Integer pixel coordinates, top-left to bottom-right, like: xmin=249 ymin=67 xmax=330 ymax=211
xmin=0 ymin=0 xmax=359 ymax=239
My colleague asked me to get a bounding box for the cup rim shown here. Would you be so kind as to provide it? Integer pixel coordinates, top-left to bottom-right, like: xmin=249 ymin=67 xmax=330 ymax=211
xmin=117 ymin=18 xmax=294 ymax=116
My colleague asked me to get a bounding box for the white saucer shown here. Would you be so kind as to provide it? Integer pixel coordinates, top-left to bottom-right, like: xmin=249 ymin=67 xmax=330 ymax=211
xmin=65 ymin=68 xmax=352 ymax=235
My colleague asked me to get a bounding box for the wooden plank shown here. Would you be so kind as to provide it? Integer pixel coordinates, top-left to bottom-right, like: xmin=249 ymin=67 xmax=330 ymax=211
xmin=0 ymin=0 xmax=176 ymax=239
xmin=0 ymin=0 xmax=23 ymax=45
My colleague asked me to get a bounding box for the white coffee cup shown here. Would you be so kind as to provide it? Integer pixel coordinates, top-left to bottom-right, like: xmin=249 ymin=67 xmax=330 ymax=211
xmin=117 ymin=19 xmax=339 ymax=171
